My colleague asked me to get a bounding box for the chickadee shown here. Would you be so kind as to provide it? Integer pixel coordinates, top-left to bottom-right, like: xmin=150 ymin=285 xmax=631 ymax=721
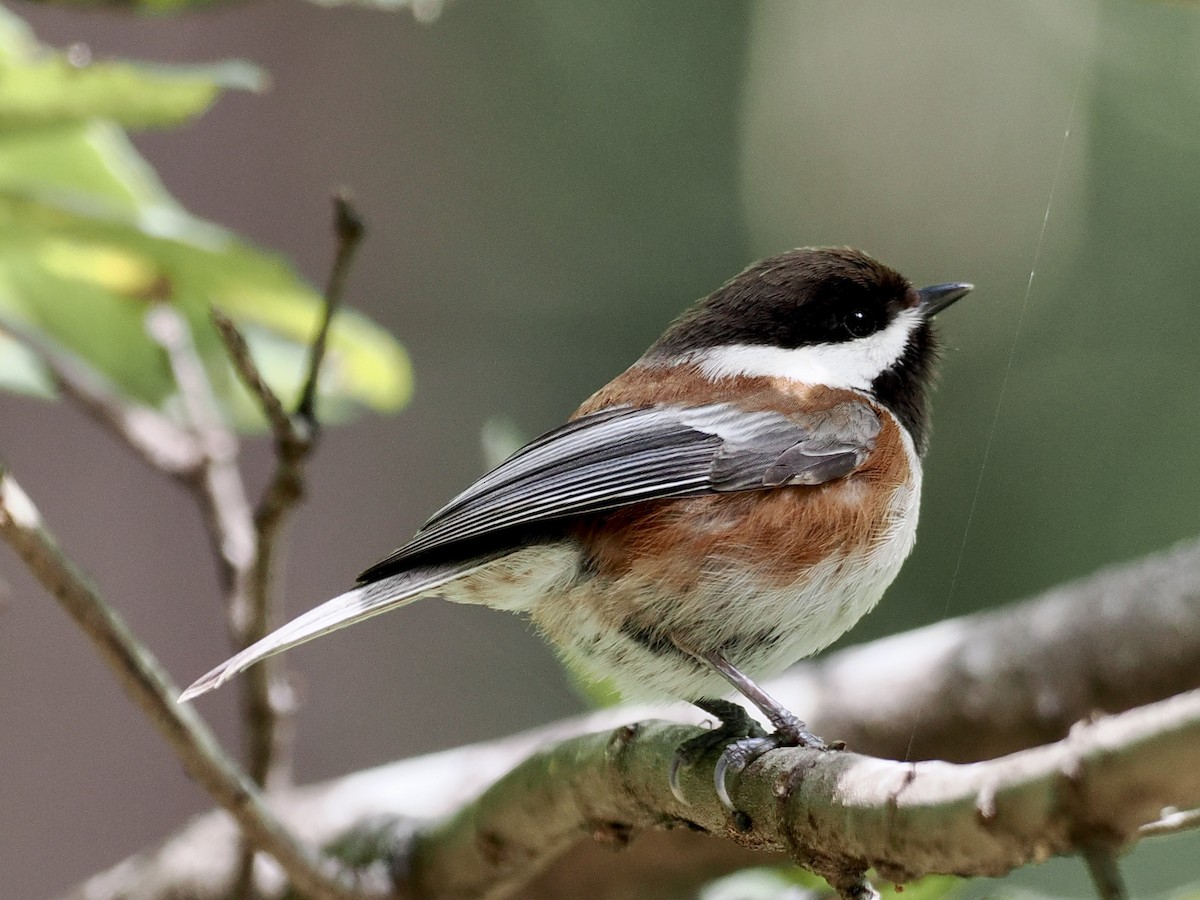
xmin=182 ymin=247 xmax=971 ymax=810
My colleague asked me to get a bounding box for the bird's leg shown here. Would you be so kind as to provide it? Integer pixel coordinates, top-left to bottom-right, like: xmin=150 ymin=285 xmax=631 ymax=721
xmin=677 ymin=646 xmax=833 ymax=815
xmin=702 ymin=648 xmax=827 ymax=748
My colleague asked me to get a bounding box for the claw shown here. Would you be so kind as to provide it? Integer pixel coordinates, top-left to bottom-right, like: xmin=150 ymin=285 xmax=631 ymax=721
xmin=712 ymin=728 xmax=833 ymax=815
xmin=713 ymin=745 xmax=739 ymax=812
xmin=669 ymin=698 xmax=765 ymax=806
xmin=668 ymin=755 xmax=690 ymax=805
xmin=713 ymin=735 xmax=774 ymax=813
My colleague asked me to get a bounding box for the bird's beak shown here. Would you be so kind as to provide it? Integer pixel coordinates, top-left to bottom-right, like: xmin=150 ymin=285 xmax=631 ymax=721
xmin=917 ymin=282 xmax=973 ymax=317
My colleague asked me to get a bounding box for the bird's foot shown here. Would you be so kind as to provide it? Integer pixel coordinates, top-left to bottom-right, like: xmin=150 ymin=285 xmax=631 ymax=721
xmin=712 ymin=717 xmax=829 ymax=815
xmin=668 ymin=648 xmax=842 ymax=822
xmin=669 ymin=699 xmax=765 ymax=805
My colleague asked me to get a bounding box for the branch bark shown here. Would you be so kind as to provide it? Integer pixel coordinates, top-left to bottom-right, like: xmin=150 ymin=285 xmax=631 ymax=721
xmin=63 ymin=535 xmax=1200 ymax=900
xmin=403 ymin=689 xmax=1200 ymax=897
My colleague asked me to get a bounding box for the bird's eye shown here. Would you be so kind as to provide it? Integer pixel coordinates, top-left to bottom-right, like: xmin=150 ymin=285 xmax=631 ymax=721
xmin=844 ymin=308 xmax=876 ymax=338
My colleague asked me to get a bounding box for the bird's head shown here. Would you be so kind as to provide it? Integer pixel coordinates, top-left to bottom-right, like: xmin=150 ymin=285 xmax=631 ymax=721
xmin=645 ymin=246 xmax=972 ymax=453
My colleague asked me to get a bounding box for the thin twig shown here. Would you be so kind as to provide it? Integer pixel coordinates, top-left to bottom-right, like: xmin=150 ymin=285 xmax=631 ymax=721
xmin=210 ymin=307 xmax=302 ymax=794
xmin=0 ymin=465 xmax=365 ymax=900
xmin=211 ymin=195 xmax=368 ymax=893
xmin=209 ymin=194 xmax=370 ymax=796
xmin=296 ymin=191 xmax=365 ymax=427
xmin=211 ymin=308 xmax=293 ymax=441
xmin=146 ymin=305 xmax=270 ymax=897
xmin=211 ymin=307 xmax=303 ymax=798
xmin=1139 ymin=806 xmax=1200 ymax=839
xmin=0 ymin=318 xmax=202 ymax=475
xmin=144 ymin=304 xmax=257 ymax=616
xmin=1081 ymin=845 xmax=1128 ymax=900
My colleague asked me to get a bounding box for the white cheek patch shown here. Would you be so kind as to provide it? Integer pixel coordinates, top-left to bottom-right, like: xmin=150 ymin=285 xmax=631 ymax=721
xmin=688 ymin=308 xmax=922 ymax=391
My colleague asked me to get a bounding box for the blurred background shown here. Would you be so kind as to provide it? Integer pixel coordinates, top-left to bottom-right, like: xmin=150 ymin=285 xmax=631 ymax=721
xmin=1 ymin=1 xmax=1198 ymax=897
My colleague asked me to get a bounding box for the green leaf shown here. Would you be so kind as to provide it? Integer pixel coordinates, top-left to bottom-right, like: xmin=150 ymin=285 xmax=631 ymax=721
xmin=0 ymin=10 xmax=410 ymax=430
xmin=0 ymin=8 xmax=263 ymax=130
xmin=0 ymin=130 xmax=412 ymax=425
xmin=0 ymin=331 xmax=54 ymax=398
xmin=0 ymin=57 xmax=264 ymax=130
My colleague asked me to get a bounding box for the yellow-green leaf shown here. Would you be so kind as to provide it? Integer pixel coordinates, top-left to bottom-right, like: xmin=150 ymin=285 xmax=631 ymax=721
xmin=0 ymin=8 xmax=262 ymax=130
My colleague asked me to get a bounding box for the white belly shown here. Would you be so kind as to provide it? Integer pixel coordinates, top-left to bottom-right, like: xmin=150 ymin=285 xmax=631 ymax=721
xmin=555 ymin=481 xmax=919 ymax=701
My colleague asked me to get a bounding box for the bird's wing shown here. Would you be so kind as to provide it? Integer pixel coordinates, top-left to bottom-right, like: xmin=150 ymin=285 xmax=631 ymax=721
xmin=181 ymin=399 xmax=881 ymax=701
xmin=359 ymin=400 xmax=881 ymax=580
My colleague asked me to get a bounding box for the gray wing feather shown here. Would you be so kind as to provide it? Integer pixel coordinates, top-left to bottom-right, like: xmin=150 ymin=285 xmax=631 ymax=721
xmin=185 ymin=399 xmax=882 ymax=701
xmin=366 ymin=400 xmax=880 ymax=574
xmin=763 ymin=445 xmax=861 ymax=487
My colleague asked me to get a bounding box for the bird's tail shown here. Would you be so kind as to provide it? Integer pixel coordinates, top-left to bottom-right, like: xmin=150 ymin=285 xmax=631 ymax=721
xmin=179 ymin=560 xmax=489 ymax=702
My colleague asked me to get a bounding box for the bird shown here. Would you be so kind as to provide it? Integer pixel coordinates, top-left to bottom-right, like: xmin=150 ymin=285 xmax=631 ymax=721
xmin=181 ymin=246 xmax=971 ymax=812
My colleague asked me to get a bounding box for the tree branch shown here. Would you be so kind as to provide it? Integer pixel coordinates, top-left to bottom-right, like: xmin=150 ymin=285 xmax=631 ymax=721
xmin=58 ymin=687 xmax=1200 ymax=900
xmin=144 ymin=303 xmax=258 ymax=628
xmin=3 ymin=199 xmax=368 ymax=898
xmin=0 ymin=465 xmax=366 ymax=900
xmin=0 ymin=317 xmax=202 ymax=475
xmin=63 ymin=535 xmax=1200 ymax=900
xmin=9 ymin=272 xmax=364 ymax=893
xmin=1139 ymin=806 xmax=1200 ymax=840
xmin=296 ymin=191 xmax=365 ymax=428
xmin=402 ymin=689 xmax=1200 ymax=896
